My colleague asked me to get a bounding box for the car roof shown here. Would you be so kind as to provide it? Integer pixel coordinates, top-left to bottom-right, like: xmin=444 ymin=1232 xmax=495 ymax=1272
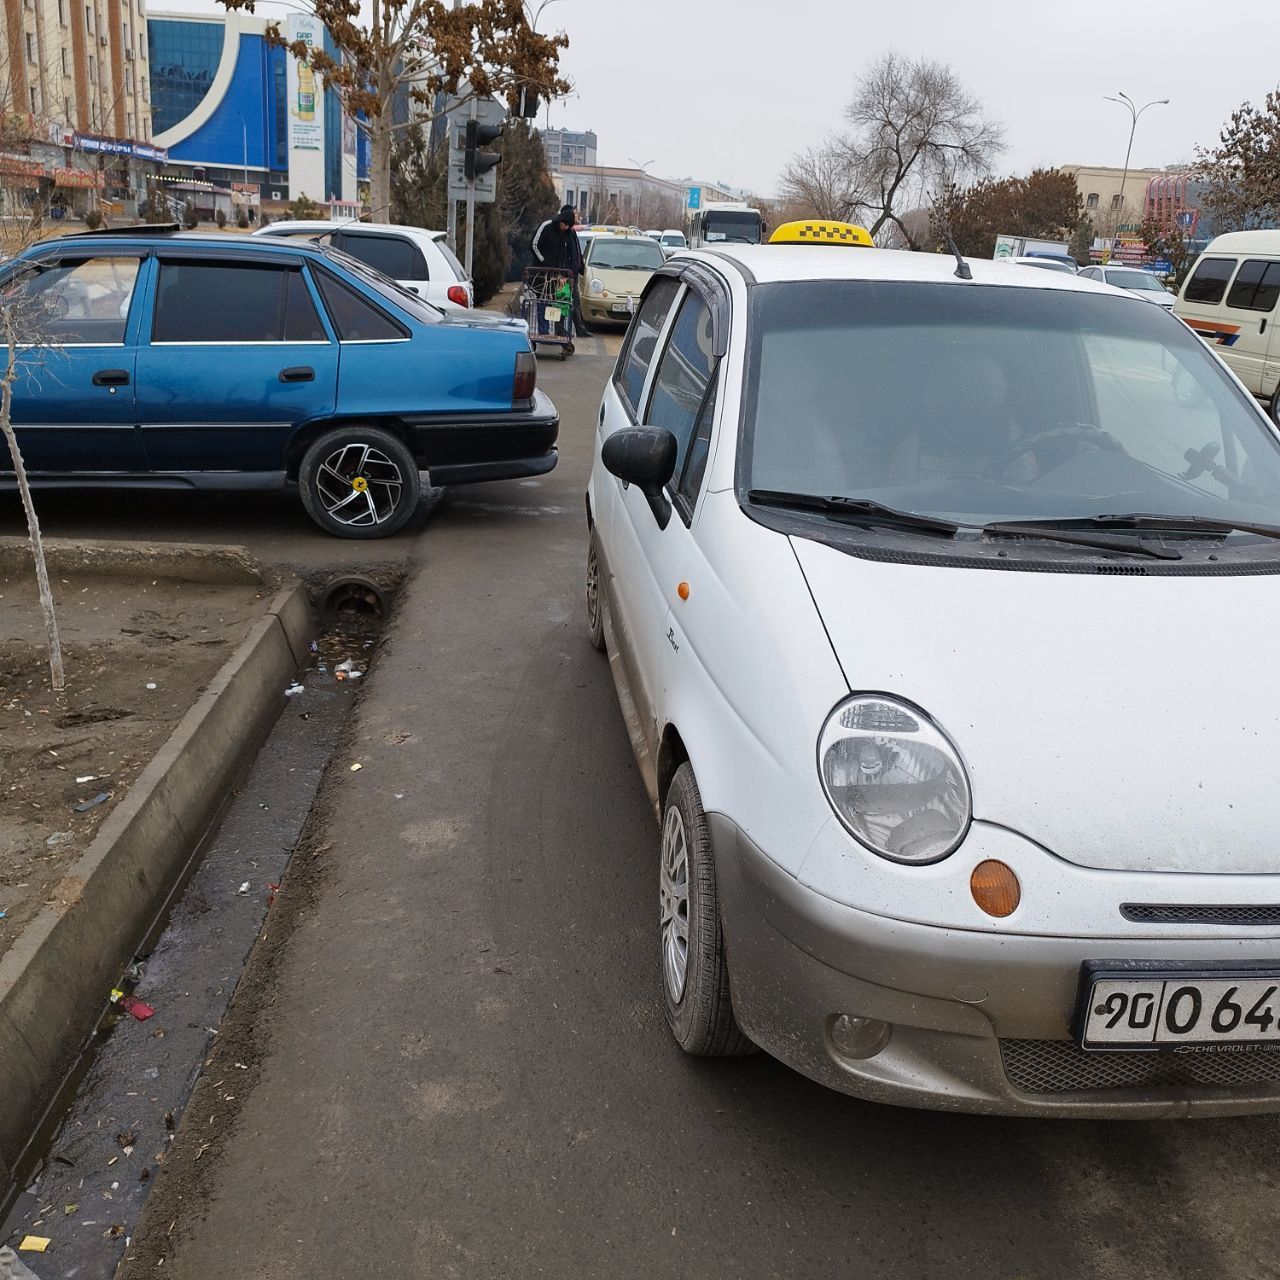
xmin=1203 ymin=229 xmax=1280 ymax=256
xmin=260 ymin=219 xmax=446 ymax=240
xmin=697 ymin=244 xmax=1111 ymax=294
xmin=28 ymin=229 xmax=330 ymax=257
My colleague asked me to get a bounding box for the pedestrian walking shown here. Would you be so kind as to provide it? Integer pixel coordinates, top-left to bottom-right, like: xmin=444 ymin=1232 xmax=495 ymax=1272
xmin=531 ymin=205 xmax=587 ymax=336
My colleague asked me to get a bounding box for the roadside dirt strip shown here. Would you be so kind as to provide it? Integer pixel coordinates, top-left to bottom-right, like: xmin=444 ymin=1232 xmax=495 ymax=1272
xmin=0 ymin=552 xmax=314 ymax=1206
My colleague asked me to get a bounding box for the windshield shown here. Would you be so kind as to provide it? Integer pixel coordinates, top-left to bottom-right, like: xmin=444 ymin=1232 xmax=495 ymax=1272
xmin=661 ymin=233 xmax=686 ymax=248
xmin=743 ymin=280 xmax=1280 ymax=529
xmin=434 ymin=236 xmax=468 ymax=281
xmin=703 ymin=211 xmax=762 ymax=244
xmin=587 ymin=238 xmax=665 ymax=270
xmin=1107 ymin=269 xmax=1166 ymax=292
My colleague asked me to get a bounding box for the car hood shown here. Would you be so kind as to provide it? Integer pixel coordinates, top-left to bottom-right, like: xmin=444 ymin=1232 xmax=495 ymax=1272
xmin=589 ymin=266 xmax=656 ymax=295
xmin=792 ymin=535 xmax=1280 ymax=874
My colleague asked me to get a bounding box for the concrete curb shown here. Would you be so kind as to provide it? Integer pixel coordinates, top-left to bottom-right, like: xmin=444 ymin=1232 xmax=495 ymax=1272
xmin=0 ymin=538 xmax=262 ymax=585
xmin=0 ymin=584 xmax=314 ymax=1198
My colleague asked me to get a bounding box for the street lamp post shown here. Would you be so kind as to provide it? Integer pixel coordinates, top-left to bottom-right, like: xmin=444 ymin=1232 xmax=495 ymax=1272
xmin=1103 ymin=91 xmax=1168 ymax=261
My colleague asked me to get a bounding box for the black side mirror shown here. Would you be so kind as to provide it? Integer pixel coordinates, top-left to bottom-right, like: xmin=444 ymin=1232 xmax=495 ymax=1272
xmin=602 ymin=427 xmax=677 ymax=528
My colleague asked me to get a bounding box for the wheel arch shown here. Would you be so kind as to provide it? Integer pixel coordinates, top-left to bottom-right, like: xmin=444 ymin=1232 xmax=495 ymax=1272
xmin=657 ymin=723 xmax=690 ymax=809
xmin=284 ymin=416 xmax=414 ymax=479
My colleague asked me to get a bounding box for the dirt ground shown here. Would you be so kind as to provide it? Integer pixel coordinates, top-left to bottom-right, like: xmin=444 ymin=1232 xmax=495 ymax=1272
xmin=0 ymin=570 xmax=270 ymax=955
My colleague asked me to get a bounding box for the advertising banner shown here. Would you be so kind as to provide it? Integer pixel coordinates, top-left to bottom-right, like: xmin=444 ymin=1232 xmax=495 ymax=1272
xmin=286 ymin=13 xmax=326 ymax=199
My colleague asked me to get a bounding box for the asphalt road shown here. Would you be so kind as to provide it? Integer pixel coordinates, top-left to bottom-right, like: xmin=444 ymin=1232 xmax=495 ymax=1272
xmin=21 ymin=333 xmax=1280 ymax=1279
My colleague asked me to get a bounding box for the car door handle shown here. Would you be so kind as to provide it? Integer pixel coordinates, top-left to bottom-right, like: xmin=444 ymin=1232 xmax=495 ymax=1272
xmin=279 ymin=366 xmax=315 ymax=383
xmin=1262 ymin=318 xmax=1269 ymax=335
xmin=92 ymin=368 xmax=130 ymax=386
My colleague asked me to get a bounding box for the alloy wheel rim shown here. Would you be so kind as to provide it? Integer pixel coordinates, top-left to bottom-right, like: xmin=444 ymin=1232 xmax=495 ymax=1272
xmin=315 ymin=443 xmax=403 ymax=527
xmin=586 ymin=542 xmax=600 ymax=631
xmin=660 ymin=805 xmax=690 ymax=1003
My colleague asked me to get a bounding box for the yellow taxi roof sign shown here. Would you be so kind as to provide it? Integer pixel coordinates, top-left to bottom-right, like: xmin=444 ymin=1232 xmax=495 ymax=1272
xmin=769 ymin=220 xmax=875 ymax=247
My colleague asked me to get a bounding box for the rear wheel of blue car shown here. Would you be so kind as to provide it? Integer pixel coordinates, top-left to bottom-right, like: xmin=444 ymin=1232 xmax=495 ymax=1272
xmin=299 ymin=427 xmax=421 ymax=539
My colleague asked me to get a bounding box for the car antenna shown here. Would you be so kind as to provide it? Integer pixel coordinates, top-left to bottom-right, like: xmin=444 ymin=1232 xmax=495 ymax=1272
xmin=929 ymin=196 xmax=972 ymax=280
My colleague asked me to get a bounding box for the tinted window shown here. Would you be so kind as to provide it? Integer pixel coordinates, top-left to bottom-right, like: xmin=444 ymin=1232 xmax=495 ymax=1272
xmin=646 ymin=291 xmax=716 ymax=482
xmin=313 ymin=270 xmax=407 ymax=341
xmin=4 ymin=254 xmax=140 ymax=343
xmin=679 ymin=378 xmax=718 ymax=508
xmin=1183 ymin=257 xmax=1236 ymax=305
xmin=615 ymin=276 xmax=679 ymax=416
xmin=1226 ymin=259 xmax=1280 ymax=312
xmin=338 ymin=232 xmax=426 ymax=281
xmin=153 ymin=262 xmax=325 ymax=342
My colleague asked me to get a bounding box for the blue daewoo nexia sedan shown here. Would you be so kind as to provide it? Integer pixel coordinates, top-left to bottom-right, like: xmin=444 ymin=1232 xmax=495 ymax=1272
xmin=0 ymin=226 xmax=558 ymax=537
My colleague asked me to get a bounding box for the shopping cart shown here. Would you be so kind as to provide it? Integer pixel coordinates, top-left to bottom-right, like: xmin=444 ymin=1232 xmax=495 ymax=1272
xmin=518 ymin=266 xmax=576 ymax=359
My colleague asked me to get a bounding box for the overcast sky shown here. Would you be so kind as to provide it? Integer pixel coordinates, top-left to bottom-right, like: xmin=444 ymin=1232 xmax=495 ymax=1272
xmin=532 ymin=0 xmax=1280 ymax=196
xmin=164 ymin=0 xmax=1279 ymax=196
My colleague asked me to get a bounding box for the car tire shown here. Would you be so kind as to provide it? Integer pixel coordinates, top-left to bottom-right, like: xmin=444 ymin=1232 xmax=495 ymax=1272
xmin=299 ymin=426 xmax=421 ymax=539
xmin=585 ymin=531 xmax=606 ymax=651
xmin=661 ymin=763 xmax=756 ymax=1057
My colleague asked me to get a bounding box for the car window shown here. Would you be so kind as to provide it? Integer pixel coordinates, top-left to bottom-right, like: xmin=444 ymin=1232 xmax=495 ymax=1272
xmin=1183 ymin=257 xmax=1237 ymax=305
xmin=1225 ymin=259 xmax=1280 ymax=313
xmin=677 ymin=377 xmax=718 ymax=511
xmin=152 ymin=262 xmax=326 ymax=343
xmin=645 ymin=290 xmax=717 ymax=489
xmin=615 ymin=276 xmax=680 ymax=417
xmin=338 ymin=232 xmax=428 ymax=282
xmin=743 ymin=279 xmax=1280 ymax=530
xmin=312 ymin=269 xmax=408 ymax=341
xmin=433 ymin=237 xmax=467 ymax=282
xmin=4 ymin=254 xmax=140 ymax=344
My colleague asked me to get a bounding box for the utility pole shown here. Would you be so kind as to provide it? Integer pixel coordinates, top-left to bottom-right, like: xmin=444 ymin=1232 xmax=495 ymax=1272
xmin=464 ymin=96 xmax=477 ymax=277
xmin=446 ymin=0 xmax=460 ymax=253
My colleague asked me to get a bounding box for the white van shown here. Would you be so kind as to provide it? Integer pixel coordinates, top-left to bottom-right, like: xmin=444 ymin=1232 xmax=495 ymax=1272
xmin=1175 ymin=230 xmax=1280 ymax=425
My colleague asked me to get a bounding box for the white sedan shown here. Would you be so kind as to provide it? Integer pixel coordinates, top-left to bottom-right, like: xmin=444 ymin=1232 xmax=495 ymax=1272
xmin=586 ymin=231 xmax=1280 ymax=1117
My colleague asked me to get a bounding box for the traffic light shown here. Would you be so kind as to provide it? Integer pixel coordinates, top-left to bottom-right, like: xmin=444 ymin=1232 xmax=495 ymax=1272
xmin=464 ymin=120 xmax=503 ymax=182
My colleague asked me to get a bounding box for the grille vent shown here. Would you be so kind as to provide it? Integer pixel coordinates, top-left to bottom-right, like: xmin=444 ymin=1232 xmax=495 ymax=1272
xmin=1121 ymin=904 xmax=1280 ymax=926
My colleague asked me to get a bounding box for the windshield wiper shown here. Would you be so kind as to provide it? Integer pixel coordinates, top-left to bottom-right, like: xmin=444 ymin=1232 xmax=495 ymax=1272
xmin=981 ymin=521 xmax=1182 ymax=560
xmin=747 ymin=489 xmax=960 ymax=536
xmin=998 ymin=513 xmax=1280 ymax=541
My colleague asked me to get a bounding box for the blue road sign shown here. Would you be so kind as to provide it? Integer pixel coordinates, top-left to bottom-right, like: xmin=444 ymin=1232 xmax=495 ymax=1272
xmin=1151 ymin=258 xmax=1173 ymax=274
xmin=1176 ymin=210 xmax=1194 ymax=228
xmin=687 ymin=186 xmax=701 ymax=210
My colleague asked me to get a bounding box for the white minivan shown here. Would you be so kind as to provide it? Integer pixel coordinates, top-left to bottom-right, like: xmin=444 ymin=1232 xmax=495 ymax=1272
xmin=1175 ymin=230 xmax=1280 ymax=425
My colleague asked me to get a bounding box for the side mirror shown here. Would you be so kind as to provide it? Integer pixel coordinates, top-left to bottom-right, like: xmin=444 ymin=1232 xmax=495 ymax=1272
xmin=602 ymin=427 xmax=677 ymax=528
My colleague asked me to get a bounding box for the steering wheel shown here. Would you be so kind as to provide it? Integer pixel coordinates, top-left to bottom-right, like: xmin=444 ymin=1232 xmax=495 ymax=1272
xmin=986 ymin=423 xmax=1125 ymax=482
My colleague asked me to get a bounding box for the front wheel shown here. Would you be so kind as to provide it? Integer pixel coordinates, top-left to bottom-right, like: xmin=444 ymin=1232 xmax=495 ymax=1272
xmin=298 ymin=426 xmax=421 ymax=539
xmin=585 ymin=531 xmax=605 ymax=651
xmin=661 ymin=763 xmax=755 ymax=1057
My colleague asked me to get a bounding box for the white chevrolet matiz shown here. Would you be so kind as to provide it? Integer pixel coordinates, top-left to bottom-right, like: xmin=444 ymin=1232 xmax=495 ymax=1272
xmin=586 ymin=222 xmax=1280 ymax=1117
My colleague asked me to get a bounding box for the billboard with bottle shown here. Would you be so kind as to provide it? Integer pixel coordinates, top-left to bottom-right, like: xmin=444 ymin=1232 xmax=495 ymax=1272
xmin=286 ymin=13 xmax=325 ymax=198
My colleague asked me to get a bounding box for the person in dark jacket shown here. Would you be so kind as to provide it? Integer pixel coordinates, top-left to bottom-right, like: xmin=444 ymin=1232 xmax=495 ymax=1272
xmin=530 ymin=205 xmax=585 ymax=337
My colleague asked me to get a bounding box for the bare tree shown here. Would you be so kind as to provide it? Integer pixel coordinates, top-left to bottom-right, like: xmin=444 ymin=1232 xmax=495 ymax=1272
xmin=779 ymin=140 xmax=872 ymax=222
xmin=841 ymin=51 xmax=1005 ymax=246
xmin=0 ymin=78 xmax=65 ymax=691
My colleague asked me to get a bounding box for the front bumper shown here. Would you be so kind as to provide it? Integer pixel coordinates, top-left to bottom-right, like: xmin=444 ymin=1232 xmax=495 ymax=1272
xmin=710 ymin=815 xmax=1280 ymax=1118
xmin=582 ymin=297 xmax=637 ymax=323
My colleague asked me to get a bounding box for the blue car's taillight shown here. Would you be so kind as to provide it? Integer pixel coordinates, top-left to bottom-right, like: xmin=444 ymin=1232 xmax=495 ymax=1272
xmin=513 ymin=350 xmax=536 ymax=404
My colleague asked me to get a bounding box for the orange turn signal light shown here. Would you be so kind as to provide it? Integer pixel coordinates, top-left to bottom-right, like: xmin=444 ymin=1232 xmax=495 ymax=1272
xmin=677 ymin=581 xmax=690 ymax=600
xmin=970 ymin=860 xmax=1020 ymax=918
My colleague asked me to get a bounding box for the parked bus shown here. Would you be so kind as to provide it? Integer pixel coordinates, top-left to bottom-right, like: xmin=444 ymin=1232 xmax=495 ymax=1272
xmin=688 ymin=201 xmax=765 ymax=248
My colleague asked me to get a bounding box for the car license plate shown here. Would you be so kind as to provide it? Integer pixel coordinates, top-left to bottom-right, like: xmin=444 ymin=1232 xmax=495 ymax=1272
xmin=1076 ymin=962 xmax=1280 ymax=1051
xmin=611 ymin=301 xmax=632 ymax=313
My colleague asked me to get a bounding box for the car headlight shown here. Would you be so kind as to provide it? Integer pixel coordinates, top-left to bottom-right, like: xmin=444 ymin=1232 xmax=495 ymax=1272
xmin=588 ymin=278 xmax=606 ymax=297
xmin=818 ymin=695 xmax=971 ymax=864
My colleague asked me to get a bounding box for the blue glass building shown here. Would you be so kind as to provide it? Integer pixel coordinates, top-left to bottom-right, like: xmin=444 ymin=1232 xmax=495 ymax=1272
xmin=147 ymin=10 xmax=368 ymax=201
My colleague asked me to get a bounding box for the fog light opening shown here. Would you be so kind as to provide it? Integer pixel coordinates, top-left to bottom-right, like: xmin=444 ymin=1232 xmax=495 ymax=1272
xmin=829 ymin=1013 xmax=892 ymax=1061
xmin=971 ymin=859 xmax=1021 ymax=918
